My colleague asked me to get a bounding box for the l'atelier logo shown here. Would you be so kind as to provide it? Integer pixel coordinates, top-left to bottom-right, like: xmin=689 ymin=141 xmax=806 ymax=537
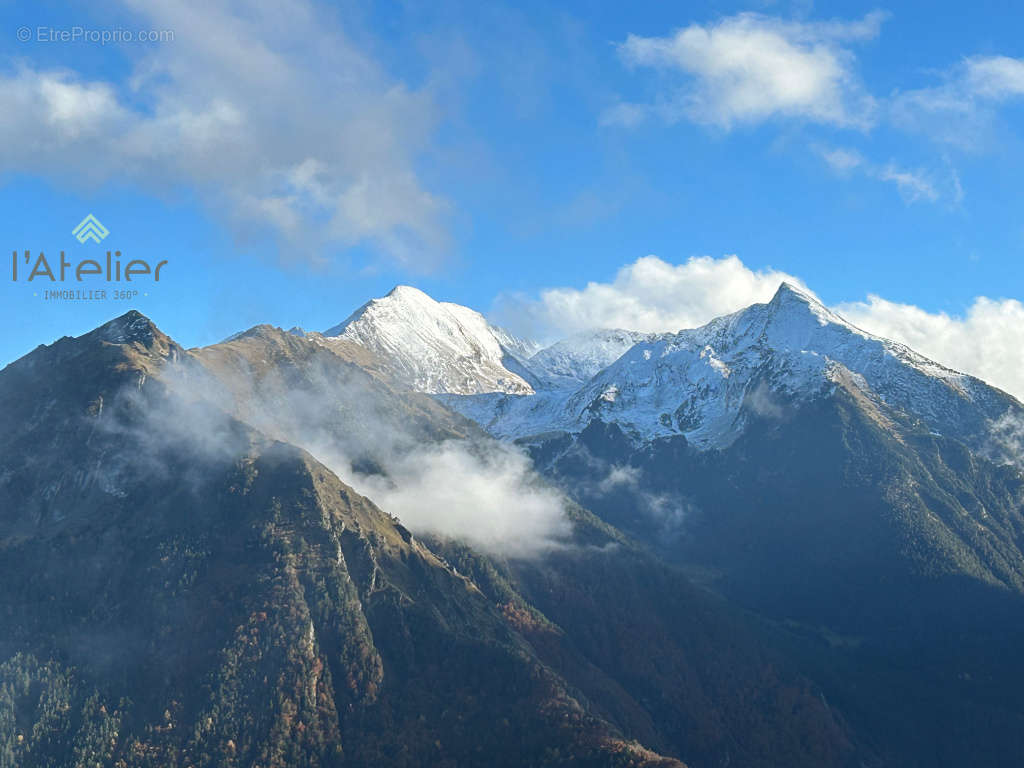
xmin=72 ymin=214 xmax=109 ymax=244
xmin=12 ymin=215 xmax=168 ymax=283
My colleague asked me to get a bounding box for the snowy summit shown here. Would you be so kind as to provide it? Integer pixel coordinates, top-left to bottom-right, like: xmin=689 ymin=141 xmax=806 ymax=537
xmin=321 ymin=285 xmax=538 ymax=395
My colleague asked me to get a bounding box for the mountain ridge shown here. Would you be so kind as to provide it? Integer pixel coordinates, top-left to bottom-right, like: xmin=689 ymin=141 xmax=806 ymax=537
xmin=429 ymin=282 xmax=1021 ymax=452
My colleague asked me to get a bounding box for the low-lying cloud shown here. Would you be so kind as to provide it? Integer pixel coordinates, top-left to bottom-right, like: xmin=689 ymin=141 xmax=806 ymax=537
xmin=352 ymin=442 xmax=571 ymax=558
xmin=986 ymin=410 xmax=1024 ymax=467
xmin=139 ymin=342 xmax=572 ymax=558
xmin=595 ymin=463 xmax=687 ymax=531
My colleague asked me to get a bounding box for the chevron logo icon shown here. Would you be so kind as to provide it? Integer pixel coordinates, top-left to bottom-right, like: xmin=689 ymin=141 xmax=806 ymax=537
xmin=72 ymin=214 xmax=109 ymax=244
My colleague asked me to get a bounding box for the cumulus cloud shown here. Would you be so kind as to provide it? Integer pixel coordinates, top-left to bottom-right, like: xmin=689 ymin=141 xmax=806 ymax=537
xmin=835 ymin=295 xmax=1024 ymax=401
xmin=964 ymin=55 xmax=1024 ymax=99
xmin=892 ymin=55 xmax=1024 ymax=149
xmin=494 ymin=255 xmax=807 ymax=339
xmin=607 ymin=11 xmax=882 ymax=129
xmin=0 ymin=0 xmax=448 ymax=267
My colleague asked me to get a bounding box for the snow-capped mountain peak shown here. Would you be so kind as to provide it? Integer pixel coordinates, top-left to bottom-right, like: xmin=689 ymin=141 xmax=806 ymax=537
xmin=560 ymin=281 xmax=1010 ymax=446
xmin=321 ymin=285 xmax=536 ymax=395
xmin=768 ymin=281 xmax=837 ymax=322
xmin=439 ymin=281 xmax=1018 ymax=451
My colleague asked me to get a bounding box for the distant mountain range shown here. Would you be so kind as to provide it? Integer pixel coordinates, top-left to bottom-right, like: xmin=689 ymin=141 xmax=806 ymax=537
xmin=2 ymin=283 xmax=1024 ymax=767
xmin=313 ymin=282 xmax=1018 ymax=450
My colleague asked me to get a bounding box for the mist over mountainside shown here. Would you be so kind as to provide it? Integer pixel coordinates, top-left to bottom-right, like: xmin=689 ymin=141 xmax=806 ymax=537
xmin=188 ymin=324 xmax=571 ymax=558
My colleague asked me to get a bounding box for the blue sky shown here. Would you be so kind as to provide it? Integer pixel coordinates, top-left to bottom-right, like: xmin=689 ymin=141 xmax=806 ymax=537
xmin=1 ymin=0 xmax=1023 ymax=391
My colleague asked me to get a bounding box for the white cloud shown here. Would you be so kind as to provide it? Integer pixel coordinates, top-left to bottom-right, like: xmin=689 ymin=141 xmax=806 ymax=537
xmin=609 ymin=12 xmax=882 ymax=129
xmin=817 ymin=146 xmax=961 ymax=205
xmin=0 ymin=0 xmax=448 ymax=267
xmin=835 ymin=294 xmax=1024 ymax=402
xmin=495 ymin=254 xmax=808 ymax=339
xmin=964 ymin=55 xmax=1024 ymax=100
xmin=877 ymin=164 xmax=939 ymax=203
xmin=819 ymin=146 xmax=863 ymax=173
xmin=607 ymin=14 xmax=1024 ymax=201
xmin=891 ymin=54 xmax=1024 ymax=149
xmin=987 ymin=410 xmax=1024 ymax=466
xmin=353 ymin=441 xmax=572 ymax=559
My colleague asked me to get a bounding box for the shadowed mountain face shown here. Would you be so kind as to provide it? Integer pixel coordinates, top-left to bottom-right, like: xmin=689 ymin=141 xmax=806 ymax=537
xmin=520 ymin=341 xmax=1024 ymax=767
xmin=0 ymin=312 xmax=869 ymax=768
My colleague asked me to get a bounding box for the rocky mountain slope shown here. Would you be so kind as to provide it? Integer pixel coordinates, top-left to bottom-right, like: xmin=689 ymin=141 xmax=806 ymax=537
xmin=0 ymin=311 xmax=867 ymax=768
xmin=503 ymin=289 xmax=1024 ymax=767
